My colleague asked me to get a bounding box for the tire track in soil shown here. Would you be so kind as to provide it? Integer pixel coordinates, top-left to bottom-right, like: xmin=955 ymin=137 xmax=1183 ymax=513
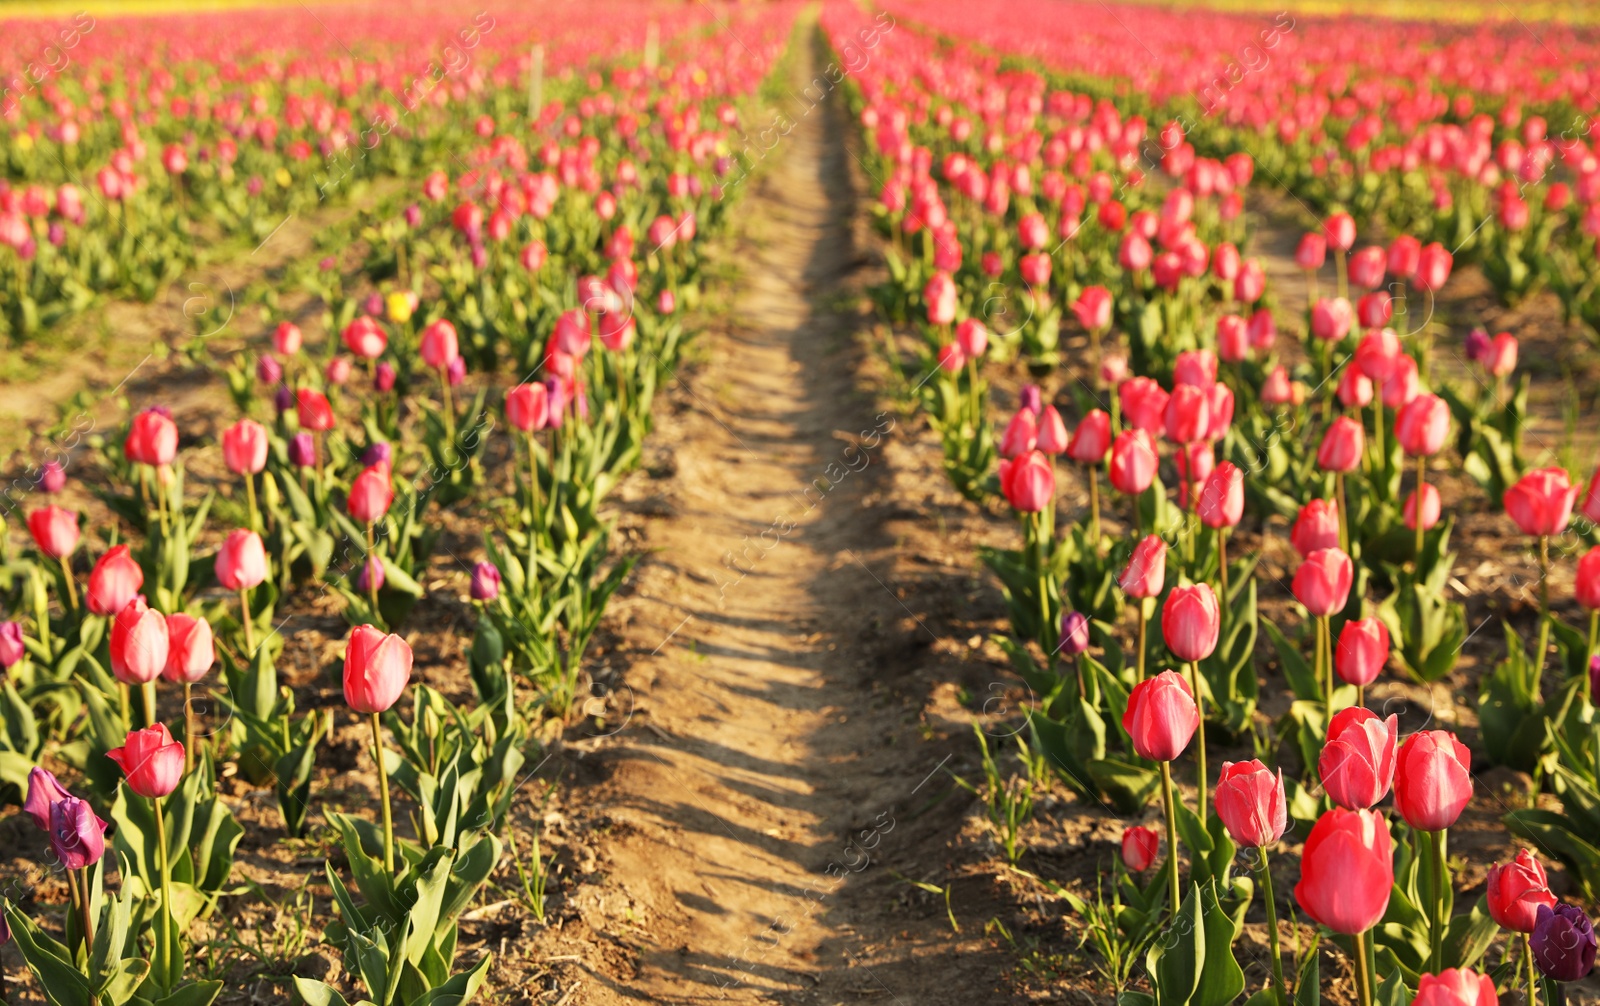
xmin=542 ymin=32 xmax=1028 ymax=1006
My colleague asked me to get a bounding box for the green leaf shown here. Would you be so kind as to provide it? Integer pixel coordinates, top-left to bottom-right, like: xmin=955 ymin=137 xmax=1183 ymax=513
xmin=1147 ymin=883 xmax=1203 ymax=1006
xmin=1195 ymin=880 xmax=1245 ymax=1006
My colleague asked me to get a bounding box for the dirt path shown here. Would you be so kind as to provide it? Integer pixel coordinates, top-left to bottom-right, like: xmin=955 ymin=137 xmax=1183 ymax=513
xmin=526 ymin=32 xmax=1028 ymax=1006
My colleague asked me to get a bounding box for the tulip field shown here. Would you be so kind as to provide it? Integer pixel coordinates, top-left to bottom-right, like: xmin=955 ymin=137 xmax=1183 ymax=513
xmin=7 ymin=0 xmax=1600 ymax=1003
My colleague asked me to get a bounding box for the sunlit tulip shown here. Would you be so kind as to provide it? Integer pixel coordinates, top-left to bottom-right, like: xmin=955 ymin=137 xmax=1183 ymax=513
xmin=997 ymin=451 xmax=1053 ymax=513
xmin=1335 ymin=618 xmax=1389 ymax=688
xmin=1293 ymin=547 xmax=1352 ymax=616
xmin=222 ymin=419 xmax=269 ymax=475
xmin=1162 ymin=584 xmax=1219 ymax=662
xmin=110 ymin=597 xmax=169 ymax=686
xmin=1118 ymin=535 xmax=1167 ymax=599
xmin=1504 ymin=467 xmax=1577 ymax=538
xmin=1121 ymin=826 xmax=1159 ymax=872
xmin=1294 ymin=808 xmax=1393 ymax=934
xmin=1395 ymin=394 xmax=1450 ymax=456
xmin=215 ymin=530 xmax=268 ymax=592
xmin=1215 ymin=760 xmax=1286 ymax=847
xmin=1318 ymin=418 xmax=1364 ymax=472
xmin=1122 ymin=670 xmax=1197 ymax=762
xmin=1486 ymin=850 xmax=1557 ymax=934
xmin=27 ymin=505 xmax=79 ymax=559
xmin=1413 ymin=970 xmax=1497 ymax=1006
xmin=1291 ymin=500 xmax=1340 ymax=558
xmin=107 ymin=723 xmax=185 ymax=798
xmin=1394 ymin=730 xmax=1472 ymax=832
xmin=1108 ymin=430 xmax=1158 ymax=495
xmin=87 ymin=545 xmax=144 ymax=616
xmin=124 ymin=408 xmax=178 ymax=466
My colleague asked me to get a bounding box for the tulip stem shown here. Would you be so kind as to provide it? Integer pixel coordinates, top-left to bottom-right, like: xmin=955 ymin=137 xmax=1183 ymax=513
xmin=1534 ymin=535 xmax=1550 ymax=702
xmin=1524 ymin=931 xmax=1539 ymax=1006
xmin=1336 ymin=471 xmax=1350 ymax=555
xmin=1414 ymin=455 xmax=1427 ymax=562
xmin=1217 ymin=529 xmax=1229 ymax=604
xmin=371 ymin=711 xmax=395 ymax=873
xmin=1088 ymin=468 xmax=1101 ymax=552
xmin=1430 ymin=827 xmax=1447 ymax=974
xmin=366 ymin=524 xmax=382 ymax=626
xmin=75 ymin=867 xmax=95 ymax=967
xmin=1256 ymin=846 xmax=1287 ymax=999
xmin=1159 ymin=760 xmax=1181 ymax=920
xmin=142 ymin=682 xmax=156 ymax=730
xmin=1353 ymin=928 xmax=1374 ymax=1006
xmin=439 ymin=365 xmax=459 ymax=456
xmin=1188 ymin=661 xmax=1208 ymax=825
xmin=238 ymin=587 xmax=255 ymax=657
xmin=1317 ymin=615 xmax=1331 ymax=728
xmin=1135 ymin=602 xmax=1148 ymax=681
xmin=182 ymin=682 xmax=195 ymax=775
xmin=245 ymin=474 xmax=260 ymax=534
xmin=1371 ymin=398 xmax=1384 ymax=480
xmin=154 ymin=796 xmax=174 ymax=981
xmin=59 ymin=555 xmax=79 ymax=612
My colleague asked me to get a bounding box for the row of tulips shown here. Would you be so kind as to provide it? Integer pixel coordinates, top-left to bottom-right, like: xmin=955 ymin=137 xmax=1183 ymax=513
xmin=0 ymin=6 xmax=799 ymax=1004
xmin=831 ymin=4 xmax=1600 ymax=1004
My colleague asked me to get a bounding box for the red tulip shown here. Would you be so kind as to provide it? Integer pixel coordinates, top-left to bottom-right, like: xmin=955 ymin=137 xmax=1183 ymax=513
xmin=1354 ymin=328 xmax=1402 ymax=382
xmin=1235 ymin=259 xmax=1266 ymax=303
xmin=1164 ymin=384 xmax=1211 ymax=444
xmin=222 ymin=419 xmax=269 ymax=475
xmin=955 ymin=319 xmax=988 ymax=358
xmin=215 ymin=529 xmax=268 ymax=592
xmin=1121 ymin=826 xmax=1159 ymax=872
xmin=1577 ymin=547 xmax=1600 ymax=610
xmin=1413 ymin=242 xmax=1454 ymax=292
xmin=1324 ymin=212 xmax=1355 ymax=252
xmin=506 ymin=383 xmax=550 ymax=432
xmin=1338 ymin=366 xmax=1374 ymax=409
xmin=998 ymin=451 xmax=1054 ymax=513
xmin=106 ymin=723 xmax=184 ymax=799
xmin=1405 ymin=484 xmax=1442 ymax=531
xmin=1036 ymin=406 xmax=1069 ymax=455
xmin=1317 ymin=418 xmax=1364 ymax=473
xmin=1294 ymin=808 xmax=1393 ymax=934
xmin=1356 ymin=290 xmax=1393 ymax=328
xmin=1295 ymin=232 xmax=1327 ymax=271
xmin=999 ymin=409 xmax=1038 ymax=459
xmin=1486 ymin=850 xmax=1557 ymax=934
xmin=296 ymin=389 xmax=335 ymax=432
xmin=1118 ymin=535 xmax=1167 ymax=599
xmin=110 ymin=597 xmax=168 ymax=686
xmin=347 ymin=465 xmax=395 ymax=525
xmin=1381 ymin=355 xmax=1420 ymax=409
xmin=1119 ymin=377 xmax=1169 ymax=433
xmin=1198 ymin=462 xmax=1243 ymax=529
xmin=27 ymin=505 xmax=79 ymax=558
xmin=924 ymin=271 xmax=956 ymax=326
xmin=1122 ymin=669 xmax=1198 ymax=762
xmin=419 ymin=319 xmax=460 ymax=370
xmin=87 ymin=545 xmax=144 ymax=616
xmin=1162 ymin=583 xmax=1219 ymax=662
xmin=124 ymin=409 xmax=178 ymax=467
xmin=1504 ymin=467 xmax=1577 ymax=537
xmin=1205 ymin=384 xmax=1234 ymax=440
xmin=1395 ymin=393 xmax=1450 ymax=456
xmin=162 ymin=613 xmax=214 ymax=685
xmin=1173 ymin=350 xmax=1217 ymax=389
xmin=1072 ymin=286 xmax=1112 ymax=332
xmin=343 ymin=624 xmax=413 ymax=714
xmin=1349 ymin=246 xmax=1386 ymax=288
xmin=1068 ymin=410 xmax=1111 ymax=463
xmin=273 ymin=321 xmax=302 ymax=356
xmin=1394 ymin=730 xmax=1472 ymax=832
xmin=1320 ymin=707 xmax=1398 ymax=809
xmin=342 ymin=316 xmax=388 ymax=359
xmin=1582 ymin=468 xmax=1600 ymax=525
xmin=1216 ymin=315 xmax=1249 ymax=362
xmin=1260 ymin=366 xmax=1294 ymax=405
xmin=1484 ymin=332 xmax=1518 ymax=377
xmin=1215 ymin=759 xmax=1287 ymax=847
xmin=1293 ymin=547 xmax=1353 ymax=616
xmin=1388 ymin=235 xmax=1421 ymax=279
xmin=1330 ymin=613 xmax=1389 ymax=684
xmin=1412 ymin=969 xmax=1497 ymax=1006
xmin=1310 ymin=297 xmax=1353 ymax=342
xmin=1291 ymin=500 xmax=1340 ymax=558
xmin=1108 ymin=430 xmax=1158 ymax=496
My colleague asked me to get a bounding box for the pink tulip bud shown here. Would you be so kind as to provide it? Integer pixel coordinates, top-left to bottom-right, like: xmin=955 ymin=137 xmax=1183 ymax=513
xmin=1215 ymin=760 xmax=1287 ymax=847
xmin=107 ymin=723 xmax=185 ymax=798
xmin=343 ymin=624 xmax=413 ymax=714
xmin=87 ymin=545 xmax=144 ymax=616
xmin=1335 ymin=618 xmax=1389 ymax=687
xmin=1118 ymin=535 xmax=1167 ymax=599
xmin=222 ymin=419 xmax=269 ymax=475
xmin=215 ymin=530 xmax=268 ymax=592
xmin=1122 ymin=670 xmax=1198 ymax=762
xmin=1293 ymin=547 xmax=1353 ymax=616
xmin=1162 ymin=583 xmax=1219 ymax=662
xmin=163 ymin=613 xmax=215 ymax=684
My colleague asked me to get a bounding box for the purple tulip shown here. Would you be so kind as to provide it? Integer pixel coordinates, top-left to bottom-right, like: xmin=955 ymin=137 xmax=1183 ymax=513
xmin=1019 ymin=384 xmax=1043 ymax=414
xmin=1463 ymin=328 xmax=1491 ymax=363
xmin=288 ymin=432 xmax=316 ymax=468
xmin=0 ymin=622 xmax=24 ymax=668
xmin=47 ymin=222 xmax=65 ymax=246
xmin=274 ymin=386 xmax=294 ymax=413
xmin=362 ymin=292 xmax=385 ymax=317
xmin=1532 ymin=903 xmax=1598 ymax=982
xmin=40 ymin=461 xmax=66 ymax=492
xmin=257 ymin=354 xmax=283 ymax=385
xmin=471 ymin=562 xmax=501 ymax=601
xmin=404 ymin=204 xmax=422 ymax=227
xmin=23 ymin=767 xmax=69 ymax=830
xmin=362 ymin=442 xmax=392 ymax=468
xmin=375 ymin=361 xmax=397 ymax=393
xmin=1059 ymin=611 xmax=1091 ymax=656
xmin=49 ymin=797 xmax=108 ymax=871
xmin=356 ymin=557 xmax=385 ymax=594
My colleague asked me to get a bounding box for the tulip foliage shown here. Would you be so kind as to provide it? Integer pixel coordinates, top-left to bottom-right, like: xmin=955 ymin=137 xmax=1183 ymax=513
xmin=0 ymin=3 xmax=799 ymax=1004
xmin=838 ymin=0 xmax=1600 ymax=1002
